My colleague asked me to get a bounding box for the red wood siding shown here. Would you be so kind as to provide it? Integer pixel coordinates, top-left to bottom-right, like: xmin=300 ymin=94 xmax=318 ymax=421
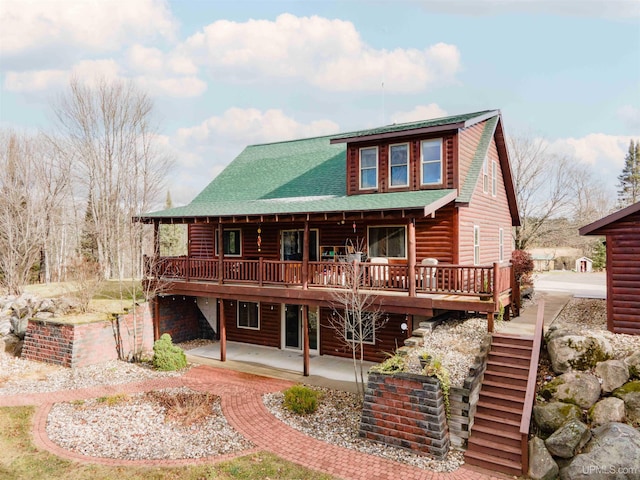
xmin=458 ymin=130 xmax=514 ymax=266
xmin=223 ymin=299 xmax=281 ymax=347
xmin=319 ymin=308 xmax=407 ymax=362
xmin=595 ymin=210 xmax=640 ymax=334
xmin=346 ymin=134 xmax=455 ymax=195
xmin=415 ymin=205 xmax=456 ymax=264
xmin=188 ymin=224 xmax=215 ymax=258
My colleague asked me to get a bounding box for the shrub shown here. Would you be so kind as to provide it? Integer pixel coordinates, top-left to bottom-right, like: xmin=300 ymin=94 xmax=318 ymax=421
xmin=512 ymin=250 xmax=534 ymax=285
xmin=152 ymin=333 xmax=187 ymax=371
xmin=283 ymin=385 xmax=320 ymax=414
xmin=370 ymin=352 xmax=406 ymax=374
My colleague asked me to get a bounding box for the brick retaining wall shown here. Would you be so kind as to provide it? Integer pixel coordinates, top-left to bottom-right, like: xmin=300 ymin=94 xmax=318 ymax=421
xmin=360 ymin=372 xmax=450 ymax=458
xmin=157 ymin=295 xmax=207 ymax=343
xmin=22 ymin=304 xmax=154 ymax=368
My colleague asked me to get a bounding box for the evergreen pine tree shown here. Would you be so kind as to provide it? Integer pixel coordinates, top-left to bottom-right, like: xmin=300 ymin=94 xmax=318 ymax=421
xmin=617 ymin=139 xmax=640 ymax=207
xmin=158 ymin=190 xmax=185 ymax=256
xmin=79 ymin=192 xmax=99 ymax=263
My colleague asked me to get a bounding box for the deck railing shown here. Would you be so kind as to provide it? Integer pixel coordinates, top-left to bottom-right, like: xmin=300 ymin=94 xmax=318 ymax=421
xmin=147 ymin=256 xmax=512 ymax=299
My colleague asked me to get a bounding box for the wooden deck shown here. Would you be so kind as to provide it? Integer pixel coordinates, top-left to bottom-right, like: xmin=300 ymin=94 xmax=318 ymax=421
xmin=147 ymin=256 xmax=513 ymax=318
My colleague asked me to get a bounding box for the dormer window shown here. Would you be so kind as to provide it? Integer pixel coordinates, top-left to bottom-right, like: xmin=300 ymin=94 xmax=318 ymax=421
xmin=360 ymin=147 xmax=378 ymax=190
xmin=421 ymin=139 xmax=442 ymax=185
xmin=389 ymin=143 xmax=409 ymax=187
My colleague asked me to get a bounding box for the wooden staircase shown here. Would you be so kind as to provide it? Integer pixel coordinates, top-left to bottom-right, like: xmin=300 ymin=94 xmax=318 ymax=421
xmin=464 ymin=333 xmax=535 ymax=476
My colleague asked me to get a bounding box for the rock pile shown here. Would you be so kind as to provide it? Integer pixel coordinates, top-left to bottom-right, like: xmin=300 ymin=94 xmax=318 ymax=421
xmin=528 ymin=323 xmax=640 ymax=480
xmin=0 ymin=293 xmax=75 ymax=356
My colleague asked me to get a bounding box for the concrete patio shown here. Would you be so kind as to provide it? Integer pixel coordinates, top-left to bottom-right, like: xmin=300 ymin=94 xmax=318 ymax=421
xmin=185 ymin=341 xmax=375 ymax=392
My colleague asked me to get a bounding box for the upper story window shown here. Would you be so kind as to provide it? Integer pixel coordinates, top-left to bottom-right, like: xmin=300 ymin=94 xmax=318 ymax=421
xmin=215 ymin=229 xmax=242 ymax=256
xmin=359 ymin=147 xmax=378 ymax=190
xmin=368 ymin=225 xmax=406 ymax=258
xmin=483 ymin=157 xmax=489 ymax=193
xmin=492 ymin=160 xmax=498 ymax=196
xmin=389 ymin=143 xmax=409 ymax=187
xmin=473 ymin=225 xmax=480 ymax=265
xmin=421 ymin=139 xmax=442 ymax=185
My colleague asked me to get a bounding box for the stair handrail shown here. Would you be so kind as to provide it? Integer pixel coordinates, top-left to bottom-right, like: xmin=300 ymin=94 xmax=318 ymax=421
xmin=519 ymin=299 xmax=545 ymax=475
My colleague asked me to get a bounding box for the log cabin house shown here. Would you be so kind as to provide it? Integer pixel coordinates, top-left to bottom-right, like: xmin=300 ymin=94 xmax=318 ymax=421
xmin=579 ymin=201 xmax=640 ymax=335
xmin=138 ymin=109 xmax=521 ymax=373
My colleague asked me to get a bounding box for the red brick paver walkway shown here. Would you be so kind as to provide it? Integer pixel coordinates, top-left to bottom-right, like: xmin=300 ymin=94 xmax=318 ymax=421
xmin=0 ymin=365 xmax=506 ymax=480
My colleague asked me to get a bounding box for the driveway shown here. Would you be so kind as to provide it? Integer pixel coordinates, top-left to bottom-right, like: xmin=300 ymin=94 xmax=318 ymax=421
xmin=534 ymin=271 xmax=606 ymax=298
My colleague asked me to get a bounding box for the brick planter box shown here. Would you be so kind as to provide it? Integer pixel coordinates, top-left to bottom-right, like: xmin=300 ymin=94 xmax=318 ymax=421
xmin=22 ymin=303 xmax=154 ymax=368
xmin=360 ymin=372 xmax=450 ymax=458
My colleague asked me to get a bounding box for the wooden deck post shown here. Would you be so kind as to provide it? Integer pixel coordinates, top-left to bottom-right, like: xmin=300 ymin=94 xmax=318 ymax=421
xmin=218 ymin=222 xmax=224 ymax=285
xmin=408 ymin=220 xmax=416 ymax=296
xmin=487 ymin=311 xmax=494 ymax=333
xmin=153 ymin=221 xmax=160 ymax=257
xmin=153 ymin=296 xmax=160 ymax=341
xmin=302 ymin=304 xmax=310 ymax=376
xmin=219 ymin=299 xmax=226 ymax=362
xmin=302 ymin=221 xmax=309 ymax=290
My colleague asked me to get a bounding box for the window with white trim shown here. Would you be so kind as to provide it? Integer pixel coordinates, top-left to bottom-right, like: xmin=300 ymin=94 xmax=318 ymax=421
xmin=368 ymin=226 xmax=406 ymax=258
xmin=215 ymin=229 xmax=242 ymax=256
xmin=345 ymin=311 xmax=375 ymax=345
xmin=421 ymin=139 xmax=442 ymax=185
xmin=360 ymin=147 xmax=378 ymax=189
xmin=499 ymin=228 xmax=504 ymax=262
xmin=474 ymin=226 xmax=480 ymax=265
xmin=492 ymin=160 xmax=498 ymax=196
xmin=237 ymin=301 xmax=259 ymax=329
xmin=482 ymin=157 xmax=489 ymax=193
xmin=389 ymin=143 xmax=409 ymax=187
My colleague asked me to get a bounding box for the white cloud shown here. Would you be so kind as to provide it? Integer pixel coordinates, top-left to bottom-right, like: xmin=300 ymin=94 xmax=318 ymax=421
xmin=547 ymin=133 xmax=634 ymax=167
xmin=618 ymin=105 xmax=640 ymax=132
xmin=177 ymin=107 xmax=340 ymax=146
xmin=0 ymin=0 xmax=177 ymax=55
xmin=182 ymin=14 xmax=461 ymax=93
xmin=4 ymin=59 xmax=121 ymax=92
xmin=418 ymin=0 xmax=639 ymax=19
xmin=391 ymin=104 xmax=448 ymax=124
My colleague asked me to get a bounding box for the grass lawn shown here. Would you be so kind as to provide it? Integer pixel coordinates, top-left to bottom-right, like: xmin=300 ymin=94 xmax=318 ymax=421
xmin=0 ymin=407 xmax=335 ymax=480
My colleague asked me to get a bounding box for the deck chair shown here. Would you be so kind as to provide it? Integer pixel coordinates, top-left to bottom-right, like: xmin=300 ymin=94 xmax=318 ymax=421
xmin=368 ymin=257 xmax=389 ymax=286
xmin=420 ymin=258 xmax=438 ymax=289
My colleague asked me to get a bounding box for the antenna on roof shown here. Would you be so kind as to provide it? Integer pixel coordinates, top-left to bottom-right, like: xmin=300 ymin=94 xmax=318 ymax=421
xmin=381 ymin=80 xmax=385 ymax=125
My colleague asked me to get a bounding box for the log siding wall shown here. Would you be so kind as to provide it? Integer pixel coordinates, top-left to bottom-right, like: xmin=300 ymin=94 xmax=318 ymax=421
xmin=346 ymin=134 xmax=455 ymax=195
xmin=593 ymin=210 xmax=640 ymax=334
xmin=457 ymin=126 xmax=514 ymax=266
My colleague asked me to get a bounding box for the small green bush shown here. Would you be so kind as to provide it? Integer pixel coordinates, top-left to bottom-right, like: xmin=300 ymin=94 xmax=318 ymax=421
xmin=152 ymin=333 xmax=187 ymax=371
xmin=283 ymin=385 xmax=319 ymax=414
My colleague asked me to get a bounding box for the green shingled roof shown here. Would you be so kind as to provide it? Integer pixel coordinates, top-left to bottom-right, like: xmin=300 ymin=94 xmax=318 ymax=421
xmin=331 ymin=109 xmax=498 ymax=141
xmin=141 ymin=110 xmax=500 ymax=220
xmin=456 ymin=115 xmax=499 ymax=204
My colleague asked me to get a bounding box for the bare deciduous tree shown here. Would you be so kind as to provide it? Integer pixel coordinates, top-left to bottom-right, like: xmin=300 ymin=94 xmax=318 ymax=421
xmin=0 ymin=131 xmax=69 ymax=294
xmin=509 ymin=134 xmax=582 ymax=250
xmin=327 ymin=261 xmax=388 ymax=398
xmin=50 ymin=77 xmax=171 ymax=280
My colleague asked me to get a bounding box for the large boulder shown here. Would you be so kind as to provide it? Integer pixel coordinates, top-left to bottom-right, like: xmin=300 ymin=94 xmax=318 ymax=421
xmin=589 ymin=397 xmax=626 ymax=426
xmin=545 ymin=419 xmax=591 ymax=458
xmin=546 ymin=331 xmax=612 ymax=374
xmin=528 ymin=436 xmax=559 ymax=480
xmin=548 ymin=372 xmax=602 ymax=409
xmin=533 ymin=401 xmax=583 ymax=434
xmin=0 ymin=316 xmax=11 ymax=336
xmin=560 ymin=423 xmax=640 ymax=480
xmin=625 ymin=351 xmax=640 ymax=379
xmin=612 ymin=381 xmax=640 ymax=426
xmin=2 ymin=333 xmax=23 ymax=356
xmin=595 ymin=359 xmax=629 ymax=393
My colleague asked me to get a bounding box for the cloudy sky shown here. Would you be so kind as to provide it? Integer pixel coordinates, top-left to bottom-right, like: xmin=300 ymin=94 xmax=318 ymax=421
xmin=1 ymin=0 xmax=639 ymax=206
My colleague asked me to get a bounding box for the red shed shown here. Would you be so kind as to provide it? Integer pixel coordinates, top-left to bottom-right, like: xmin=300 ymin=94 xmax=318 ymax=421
xmin=580 ymin=202 xmax=640 ymax=335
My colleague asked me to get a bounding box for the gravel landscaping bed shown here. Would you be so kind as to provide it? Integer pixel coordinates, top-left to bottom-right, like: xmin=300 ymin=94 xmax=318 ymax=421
xmin=405 ymin=316 xmax=490 ymax=387
xmin=0 ymin=356 xmax=183 ymax=396
xmin=553 ymin=298 xmax=640 ymax=357
xmin=263 ymin=386 xmax=464 ymax=472
xmin=47 ymin=387 xmax=253 ymax=460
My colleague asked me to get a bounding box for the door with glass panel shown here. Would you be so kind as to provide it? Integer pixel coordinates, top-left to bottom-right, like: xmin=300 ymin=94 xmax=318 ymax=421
xmin=283 ymin=304 xmax=319 ymax=352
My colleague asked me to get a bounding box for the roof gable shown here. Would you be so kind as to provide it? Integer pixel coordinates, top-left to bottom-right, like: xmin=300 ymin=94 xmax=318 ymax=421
xmin=580 ymin=202 xmax=640 ymax=235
